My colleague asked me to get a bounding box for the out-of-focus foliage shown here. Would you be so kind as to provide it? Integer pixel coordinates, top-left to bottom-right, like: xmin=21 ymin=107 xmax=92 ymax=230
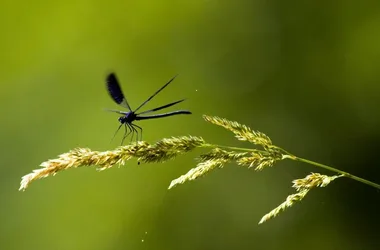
xmin=1 ymin=1 xmax=379 ymax=250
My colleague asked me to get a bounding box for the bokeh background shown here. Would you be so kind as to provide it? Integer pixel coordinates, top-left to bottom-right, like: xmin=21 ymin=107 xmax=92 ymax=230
xmin=1 ymin=1 xmax=380 ymax=249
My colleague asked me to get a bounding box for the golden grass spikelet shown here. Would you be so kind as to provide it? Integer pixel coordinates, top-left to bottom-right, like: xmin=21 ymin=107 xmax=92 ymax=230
xmin=168 ymin=159 xmax=228 ymax=189
xmin=259 ymin=173 xmax=342 ymax=224
xmin=199 ymin=148 xmax=250 ymax=162
xmin=203 ymin=115 xmax=272 ymax=148
xmin=259 ymin=189 xmax=309 ymax=224
xmin=237 ymin=151 xmax=280 ymax=171
xmin=138 ymin=136 xmax=205 ymax=163
xmin=20 ymin=136 xmax=204 ymax=191
xmin=292 ymin=173 xmax=343 ymax=191
xmin=19 ymin=142 xmax=148 ymax=191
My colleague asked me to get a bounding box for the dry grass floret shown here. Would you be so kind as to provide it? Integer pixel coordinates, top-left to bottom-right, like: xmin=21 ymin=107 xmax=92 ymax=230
xmin=19 ymin=115 xmax=380 ymax=224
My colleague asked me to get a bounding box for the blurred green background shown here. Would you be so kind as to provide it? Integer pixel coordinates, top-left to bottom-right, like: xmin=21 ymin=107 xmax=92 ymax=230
xmin=1 ymin=0 xmax=380 ymax=249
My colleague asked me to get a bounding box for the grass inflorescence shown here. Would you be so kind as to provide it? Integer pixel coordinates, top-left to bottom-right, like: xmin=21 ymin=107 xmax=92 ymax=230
xmin=19 ymin=115 xmax=380 ymax=224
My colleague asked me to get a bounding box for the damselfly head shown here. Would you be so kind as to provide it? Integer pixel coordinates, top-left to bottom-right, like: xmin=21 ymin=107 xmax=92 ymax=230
xmin=118 ymin=116 xmax=127 ymax=124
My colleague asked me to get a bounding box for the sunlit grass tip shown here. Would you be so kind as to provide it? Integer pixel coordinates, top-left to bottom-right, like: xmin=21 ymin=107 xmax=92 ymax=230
xmin=203 ymin=114 xmax=272 ymax=148
xmin=259 ymin=189 xmax=310 ymax=224
xmin=259 ymin=173 xmax=342 ymax=224
xmin=169 ymin=158 xmax=229 ymax=189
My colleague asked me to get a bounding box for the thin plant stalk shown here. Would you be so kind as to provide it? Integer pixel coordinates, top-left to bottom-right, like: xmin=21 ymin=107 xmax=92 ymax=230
xmin=19 ymin=114 xmax=380 ymax=224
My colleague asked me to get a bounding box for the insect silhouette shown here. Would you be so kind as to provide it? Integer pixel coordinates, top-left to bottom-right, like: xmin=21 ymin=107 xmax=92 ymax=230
xmin=105 ymin=73 xmax=192 ymax=145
